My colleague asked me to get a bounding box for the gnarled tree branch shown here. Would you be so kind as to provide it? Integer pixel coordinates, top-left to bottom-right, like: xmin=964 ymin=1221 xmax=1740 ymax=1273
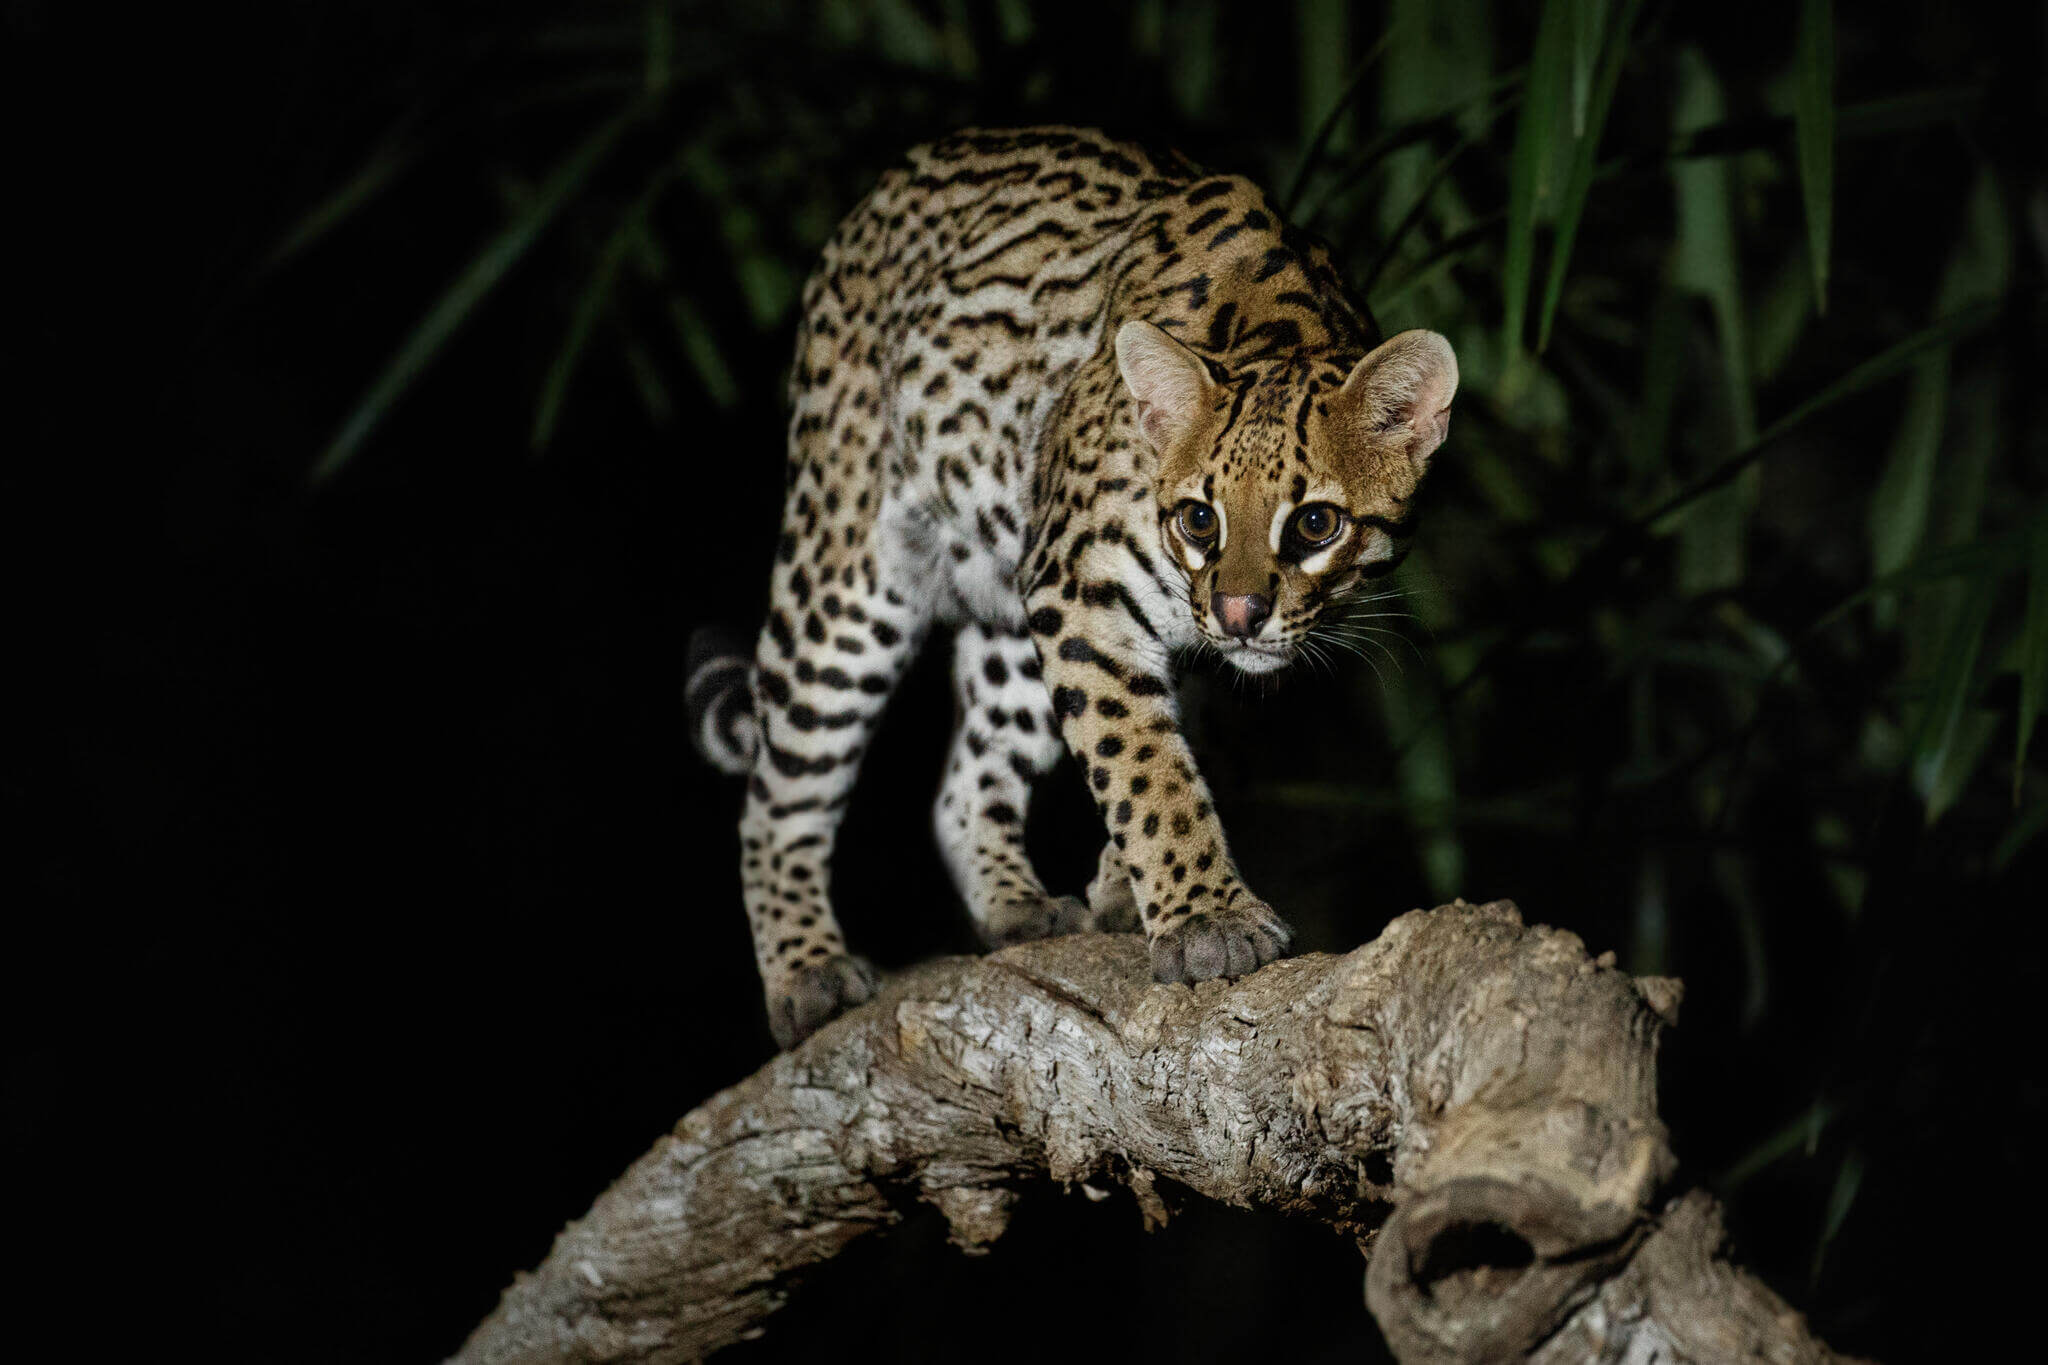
xmin=452 ymin=900 xmax=1852 ymax=1364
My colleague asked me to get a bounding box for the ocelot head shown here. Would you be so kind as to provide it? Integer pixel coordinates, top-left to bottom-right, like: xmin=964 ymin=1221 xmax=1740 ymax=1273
xmin=1115 ymin=321 xmax=1459 ymax=674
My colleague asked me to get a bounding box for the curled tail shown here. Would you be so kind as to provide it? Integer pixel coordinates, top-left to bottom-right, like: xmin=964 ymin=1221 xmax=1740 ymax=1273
xmin=686 ymin=627 xmax=759 ymax=776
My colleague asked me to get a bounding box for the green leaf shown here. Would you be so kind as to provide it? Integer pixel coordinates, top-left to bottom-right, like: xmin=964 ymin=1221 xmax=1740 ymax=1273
xmin=531 ymin=167 xmax=678 ymax=453
xmin=1535 ymin=0 xmax=1642 ymax=353
xmin=1866 ymin=354 xmax=1951 ymax=603
xmin=1626 ymin=287 xmax=1688 ymax=476
xmin=1502 ymin=0 xmax=1573 ymax=363
xmin=1640 ymin=298 xmax=2012 ymax=535
xmin=1993 ymin=796 xmax=2048 ymax=871
xmin=1721 ymin=1100 xmax=1835 ymax=1190
xmin=1910 ymin=567 xmax=1999 ymax=821
xmin=644 ymin=0 xmax=673 ymax=94
xmin=1672 ymin=47 xmax=1754 ymax=443
xmin=1298 ymin=0 xmax=1352 ymax=153
xmin=1380 ymin=675 xmax=1463 ymax=901
xmin=1793 ymin=0 xmax=1835 ymax=313
xmin=1282 ymin=22 xmax=1398 ymax=213
xmin=1568 ymin=0 xmax=1611 ymax=136
xmin=2017 ymin=526 xmax=2048 ymax=800
xmin=312 ymin=104 xmax=643 ymax=483
xmin=1811 ymin=1146 xmax=1864 ymax=1284
xmin=262 ymin=143 xmax=412 ymax=272
xmin=625 ymin=223 xmax=742 ymax=410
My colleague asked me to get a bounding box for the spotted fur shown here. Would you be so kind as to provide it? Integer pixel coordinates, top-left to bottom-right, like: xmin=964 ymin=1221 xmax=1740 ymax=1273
xmin=700 ymin=127 xmax=1458 ymax=1047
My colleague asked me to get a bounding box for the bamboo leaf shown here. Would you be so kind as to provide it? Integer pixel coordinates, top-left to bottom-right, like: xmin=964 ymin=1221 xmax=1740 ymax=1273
xmin=531 ymin=167 xmax=677 ymax=453
xmin=1672 ymin=48 xmax=1754 ymax=443
xmin=1568 ymin=0 xmax=1610 ymax=136
xmin=1536 ymin=0 xmax=1642 ymax=353
xmin=1793 ymin=0 xmax=1835 ymax=313
xmin=2017 ymin=526 xmax=2048 ymax=800
xmin=1502 ymin=0 xmax=1573 ymax=362
xmin=1722 ymin=1101 xmax=1835 ymax=1190
xmin=312 ymin=104 xmax=643 ymax=483
xmin=1283 ymin=22 xmax=1398 ymax=213
xmin=1640 ymin=298 xmax=2012 ymax=534
xmin=1993 ymin=795 xmax=2048 ymax=870
xmin=1910 ymin=568 xmax=1998 ymax=821
xmin=1866 ymin=354 xmax=1950 ymax=600
xmin=1810 ymin=1146 xmax=1864 ymax=1284
xmin=1298 ymin=0 xmax=1352 ymax=156
xmin=262 ymin=143 xmax=412 ymax=272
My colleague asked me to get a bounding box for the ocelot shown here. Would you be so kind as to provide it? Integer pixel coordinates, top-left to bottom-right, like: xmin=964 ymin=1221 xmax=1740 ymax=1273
xmin=686 ymin=126 xmax=1458 ymax=1047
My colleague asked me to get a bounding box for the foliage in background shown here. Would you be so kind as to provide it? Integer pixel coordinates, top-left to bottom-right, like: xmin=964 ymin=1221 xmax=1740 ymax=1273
xmin=265 ymin=0 xmax=2044 ymax=1343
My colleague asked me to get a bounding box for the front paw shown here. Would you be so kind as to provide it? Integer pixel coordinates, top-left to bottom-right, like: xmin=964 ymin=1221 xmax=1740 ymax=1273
xmin=768 ymin=954 xmax=878 ymax=1050
xmin=979 ymin=894 xmax=1099 ymax=948
xmin=1149 ymin=900 xmax=1294 ymax=984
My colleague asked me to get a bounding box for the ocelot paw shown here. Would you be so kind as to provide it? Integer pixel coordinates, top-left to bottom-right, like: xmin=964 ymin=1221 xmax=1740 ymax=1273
xmin=1148 ymin=900 xmax=1294 ymax=984
xmin=767 ymin=954 xmax=878 ymax=1050
xmin=1085 ymin=849 xmax=1143 ymax=935
xmin=979 ymin=893 xmax=1128 ymax=948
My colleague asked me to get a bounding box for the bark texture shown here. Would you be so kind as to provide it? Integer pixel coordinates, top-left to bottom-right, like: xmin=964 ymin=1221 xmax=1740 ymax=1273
xmin=452 ymin=900 xmax=1851 ymax=1364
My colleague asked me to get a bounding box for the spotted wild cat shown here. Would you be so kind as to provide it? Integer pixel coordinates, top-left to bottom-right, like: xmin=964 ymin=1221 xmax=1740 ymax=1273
xmin=686 ymin=127 xmax=1458 ymax=1047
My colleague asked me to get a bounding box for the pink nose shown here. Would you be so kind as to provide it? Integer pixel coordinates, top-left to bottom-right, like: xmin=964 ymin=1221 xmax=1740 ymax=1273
xmin=1211 ymin=592 xmax=1272 ymax=639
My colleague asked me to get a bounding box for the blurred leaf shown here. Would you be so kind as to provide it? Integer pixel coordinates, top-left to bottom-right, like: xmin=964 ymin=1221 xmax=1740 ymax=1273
xmin=1993 ymin=794 xmax=2048 ymax=870
xmin=1283 ymin=22 xmax=1397 ymax=213
xmin=1722 ymin=1100 xmax=1835 ymax=1189
xmin=626 ymin=222 xmax=742 ymax=410
xmin=1751 ymin=248 xmax=1814 ymax=383
xmin=644 ymin=0 xmax=673 ymax=94
xmin=1810 ymin=1146 xmax=1864 ymax=1284
xmin=1641 ymin=297 xmax=2012 ymax=534
xmin=1627 ymin=287 xmax=1688 ymax=476
xmin=2017 ymin=526 xmax=2048 ymax=799
xmin=1836 ymin=83 xmax=1982 ymax=135
xmin=616 ymin=326 xmax=676 ymax=426
xmin=1568 ymin=0 xmax=1611 ymax=136
xmin=1297 ymin=0 xmax=1352 ymax=153
xmin=1793 ymin=0 xmax=1835 ymax=313
xmin=1165 ymin=0 xmax=1221 ymax=120
xmin=1672 ymin=47 xmax=1754 ymax=442
xmin=1711 ymin=851 xmax=1769 ymax=1029
xmin=1379 ymin=0 xmax=1494 ymax=244
xmin=312 ymin=103 xmax=643 ymax=483
xmin=532 ymin=167 xmax=678 ymax=453
xmin=1910 ymin=568 xmax=1998 ymax=821
xmin=263 ymin=143 xmax=413 ymax=272
xmin=1866 ymin=354 xmax=1950 ymax=610
xmin=1502 ymin=0 xmax=1572 ymax=364
xmin=1379 ymin=675 xmax=1464 ymax=900
xmin=1536 ymin=0 xmax=1642 ymax=352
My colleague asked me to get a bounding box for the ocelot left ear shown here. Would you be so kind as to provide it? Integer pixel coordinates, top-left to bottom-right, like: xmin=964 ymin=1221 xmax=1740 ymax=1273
xmin=1336 ymin=330 xmax=1459 ymax=472
xmin=1115 ymin=320 xmax=1217 ymax=452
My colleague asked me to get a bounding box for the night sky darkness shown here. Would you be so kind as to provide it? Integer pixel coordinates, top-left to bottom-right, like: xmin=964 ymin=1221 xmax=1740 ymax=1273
xmin=14 ymin=3 xmax=2045 ymax=1361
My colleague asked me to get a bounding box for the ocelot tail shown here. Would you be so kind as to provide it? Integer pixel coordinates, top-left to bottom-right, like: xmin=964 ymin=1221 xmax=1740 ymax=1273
xmin=686 ymin=126 xmax=1458 ymax=1048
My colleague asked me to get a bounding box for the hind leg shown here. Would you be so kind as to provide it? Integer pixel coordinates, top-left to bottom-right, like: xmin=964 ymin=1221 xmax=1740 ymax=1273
xmin=936 ymin=624 xmax=1129 ymax=944
xmin=741 ymin=568 xmax=925 ymax=1047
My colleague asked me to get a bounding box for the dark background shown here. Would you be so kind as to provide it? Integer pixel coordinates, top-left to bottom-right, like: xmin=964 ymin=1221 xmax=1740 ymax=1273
xmin=14 ymin=2 xmax=2045 ymax=1360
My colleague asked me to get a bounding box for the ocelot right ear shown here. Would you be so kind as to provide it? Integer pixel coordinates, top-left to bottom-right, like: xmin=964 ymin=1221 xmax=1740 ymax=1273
xmin=1334 ymin=329 xmax=1459 ymax=474
xmin=1115 ymin=321 xmax=1216 ymax=451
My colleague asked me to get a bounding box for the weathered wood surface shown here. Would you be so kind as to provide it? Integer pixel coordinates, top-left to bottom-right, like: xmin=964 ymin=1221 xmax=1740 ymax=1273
xmin=453 ymin=900 xmax=1851 ymax=1364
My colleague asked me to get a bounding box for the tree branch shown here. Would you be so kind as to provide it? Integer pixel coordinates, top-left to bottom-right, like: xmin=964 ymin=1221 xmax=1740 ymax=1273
xmin=451 ymin=900 xmax=1852 ymax=1364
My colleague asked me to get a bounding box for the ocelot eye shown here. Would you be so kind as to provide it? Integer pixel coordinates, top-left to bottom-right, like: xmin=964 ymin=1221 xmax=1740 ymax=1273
xmin=1291 ymin=504 xmax=1343 ymax=545
xmin=1176 ymin=501 xmax=1219 ymax=543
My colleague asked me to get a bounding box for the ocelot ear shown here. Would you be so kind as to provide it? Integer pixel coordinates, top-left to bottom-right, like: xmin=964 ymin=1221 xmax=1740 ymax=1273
xmin=1335 ymin=329 xmax=1459 ymax=472
xmin=1115 ymin=320 xmax=1215 ymax=451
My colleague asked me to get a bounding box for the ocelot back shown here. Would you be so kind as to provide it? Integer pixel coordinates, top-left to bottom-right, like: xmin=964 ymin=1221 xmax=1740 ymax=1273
xmin=687 ymin=126 xmax=1458 ymax=1047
